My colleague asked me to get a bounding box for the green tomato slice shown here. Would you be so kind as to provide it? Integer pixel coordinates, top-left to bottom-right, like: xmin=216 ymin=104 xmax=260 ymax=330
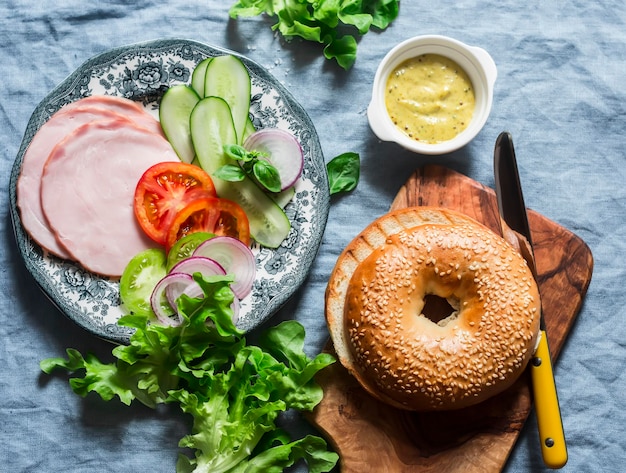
xmin=120 ymin=248 xmax=167 ymax=317
xmin=166 ymin=231 xmax=215 ymax=272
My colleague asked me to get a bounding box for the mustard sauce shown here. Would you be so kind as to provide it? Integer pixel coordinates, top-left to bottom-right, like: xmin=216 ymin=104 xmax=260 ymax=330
xmin=384 ymin=54 xmax=475 ymax=144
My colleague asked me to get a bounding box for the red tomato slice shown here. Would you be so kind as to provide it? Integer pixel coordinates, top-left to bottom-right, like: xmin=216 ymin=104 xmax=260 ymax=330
xmin=210 ymin=198 xmax=251 ymax=246
xmin=134 ymin=162 xmax=216 ymax=245
xmin=166 ymin=197 xmax=250 ymax=251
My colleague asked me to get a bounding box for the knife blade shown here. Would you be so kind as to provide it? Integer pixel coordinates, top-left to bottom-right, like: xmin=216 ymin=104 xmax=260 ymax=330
xmin=493 ymin=132 xmax=568 ymax=469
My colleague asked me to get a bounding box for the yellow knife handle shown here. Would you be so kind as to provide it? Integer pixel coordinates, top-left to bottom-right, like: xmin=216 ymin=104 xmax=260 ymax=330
xmin=530 ymin=330 xmax=568 ymax=469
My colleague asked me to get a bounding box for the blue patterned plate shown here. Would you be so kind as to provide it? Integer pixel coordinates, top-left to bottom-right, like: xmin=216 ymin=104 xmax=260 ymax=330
xmin=9 ymin=39 xmax=329 ymax=344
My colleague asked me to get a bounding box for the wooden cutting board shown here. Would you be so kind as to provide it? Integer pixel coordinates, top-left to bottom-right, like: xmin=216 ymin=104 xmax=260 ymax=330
xmin=308 ymin=165 xmax=594 ymax=472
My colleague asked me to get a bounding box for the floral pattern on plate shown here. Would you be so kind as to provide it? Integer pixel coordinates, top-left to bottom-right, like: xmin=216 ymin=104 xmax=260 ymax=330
xmin=9 ymin=39 xmax=329 ymax=344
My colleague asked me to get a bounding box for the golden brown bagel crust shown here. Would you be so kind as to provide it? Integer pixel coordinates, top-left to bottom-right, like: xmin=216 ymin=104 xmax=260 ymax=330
xmin=325 ymin=207 xmax=541 ymax=411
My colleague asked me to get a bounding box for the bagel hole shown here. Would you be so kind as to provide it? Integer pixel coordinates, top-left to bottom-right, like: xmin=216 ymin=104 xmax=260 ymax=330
xmin=420 ymin=294 xmax=459 ymax=327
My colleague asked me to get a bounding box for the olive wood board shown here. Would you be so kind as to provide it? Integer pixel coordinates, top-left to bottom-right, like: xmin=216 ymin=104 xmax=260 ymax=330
xmin=307 ymin=165 xmax=594 ymax=473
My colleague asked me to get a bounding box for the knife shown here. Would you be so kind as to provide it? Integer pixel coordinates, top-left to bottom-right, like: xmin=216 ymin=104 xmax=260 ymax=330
xmin=493 ymin=132 xmax=568 ymax=469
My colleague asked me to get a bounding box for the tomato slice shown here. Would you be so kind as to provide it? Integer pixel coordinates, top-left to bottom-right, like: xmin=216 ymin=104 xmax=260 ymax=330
xmin=213 ymin=199 xmax=251 ymax=245
xmin=166 ymin=231 xmax=215 ymax=272
xmin=166 ymin=196 xmax=251 ymax=251
xmin=134 ymin=162 xmax=217 ymax=245
xmin=119 ymin=248 xmax=167 ymax=318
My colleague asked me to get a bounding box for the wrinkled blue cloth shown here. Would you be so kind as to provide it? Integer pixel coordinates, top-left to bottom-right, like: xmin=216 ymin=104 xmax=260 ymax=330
xmin=1 ymin=1 xmax=623 ymax=472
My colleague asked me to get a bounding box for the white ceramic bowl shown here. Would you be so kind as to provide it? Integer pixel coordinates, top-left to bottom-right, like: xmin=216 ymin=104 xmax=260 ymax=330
xmin=368 ymin=35 xmax=497 ymax=155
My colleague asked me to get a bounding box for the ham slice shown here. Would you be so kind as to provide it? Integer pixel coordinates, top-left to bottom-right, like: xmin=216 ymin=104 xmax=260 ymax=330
xmin=17 ymin=96 xmax=164 ymax=259
xmin=56 ymin=95 xmax=164 ymax=137
xmin=40 ymin=118 xmax=178 ymax=277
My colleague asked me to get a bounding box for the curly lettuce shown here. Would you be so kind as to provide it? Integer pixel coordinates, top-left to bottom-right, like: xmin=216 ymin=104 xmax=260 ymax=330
xmin=229 ymin=0 xmax=400 ymax=69
xmin=41 ymin=274 xmax=338 ymax=473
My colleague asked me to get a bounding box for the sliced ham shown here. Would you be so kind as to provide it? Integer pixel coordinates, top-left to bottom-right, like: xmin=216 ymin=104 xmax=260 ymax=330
xmin=40 ymin=118 xmax=178 ymax=277
xmin=17 ymin=96 xmax=164 ymax=259
xmin=18 ymin=107 xmax=126 ymax=258
xmin=56 ymin=95 xmax=164 ymax=137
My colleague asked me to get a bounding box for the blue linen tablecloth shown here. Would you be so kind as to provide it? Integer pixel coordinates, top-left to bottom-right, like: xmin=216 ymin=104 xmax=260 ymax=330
xmin=1 ymin=1 xmax=623 ymax=472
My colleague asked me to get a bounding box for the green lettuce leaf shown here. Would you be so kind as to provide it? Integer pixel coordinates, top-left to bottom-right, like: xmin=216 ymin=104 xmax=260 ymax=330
xmin=41 ymin=273 xmax=338 ymax=472
xmin=365 ymin=0 xmax=400 ymax=29
xmin=229 ymin=0 xmax=400 ymax=69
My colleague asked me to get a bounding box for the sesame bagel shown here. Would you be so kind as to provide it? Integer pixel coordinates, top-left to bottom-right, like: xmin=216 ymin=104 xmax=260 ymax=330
xmin=325 ymin=207 xmax=541 ymax=411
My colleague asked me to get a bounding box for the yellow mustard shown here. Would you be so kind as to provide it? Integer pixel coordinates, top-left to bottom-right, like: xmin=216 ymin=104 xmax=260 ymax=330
xmin=384 ymin=54 xmax=475 ymax=144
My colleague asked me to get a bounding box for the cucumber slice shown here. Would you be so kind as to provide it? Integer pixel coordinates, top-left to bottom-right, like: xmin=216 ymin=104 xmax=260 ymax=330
xmin=270 ymin=187 xmax=296 ymax=209
xmin=190 ymin=97 xmax=291 ymax=248
xmin=204 ymin=55 xmax=251 ymax=145
xmin=243 ymin=116 xmax=256 ymax=143
xmin=159 ymin=85 xmax=200 ymax=163
xmin=191 ymin=97 xmax=238 ymax=169
xmin=191 ymin=57 xmax=212 ymax=97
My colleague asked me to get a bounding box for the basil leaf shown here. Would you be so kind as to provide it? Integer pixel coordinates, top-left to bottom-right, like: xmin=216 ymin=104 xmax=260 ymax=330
xmin=213 ymin=164 xmax=246 ymax=182
xmin=223 ymin=143 xmax=251 ymax=162
xmin=327 ymin=152 xmax=360 ymax=195
xmin=253 ymin=160 xmax=282 ymax=193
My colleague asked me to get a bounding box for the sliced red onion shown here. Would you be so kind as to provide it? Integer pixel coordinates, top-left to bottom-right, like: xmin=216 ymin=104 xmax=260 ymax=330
xmin=231 ymin=297 xmax=240 ymax=324
xmin=169 ymin=255 xmax=226 ymax=278
xmin=167 ymin=257 xmax=226 ymax=311
xmin=181 ymin=280 xmax=205 ymax=299
xmin=166 ymin=280 xmax=199 ymax=310
xmin=243 ymin=128 xmax=303 ymax=190
xmin=150 ymin=270 xmax=240 ymax=326
xmin=192 ymin=236 xmax=256 ymax=298
xmin=151 ymin=255 xmax=242 ymax=327
xmin=150 ymin=272 xmax=194 ymax=326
